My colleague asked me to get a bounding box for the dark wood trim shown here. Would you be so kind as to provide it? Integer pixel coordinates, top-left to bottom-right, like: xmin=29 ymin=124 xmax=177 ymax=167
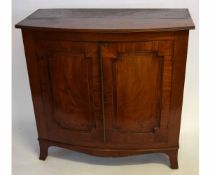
xmin=15 ymin=9 xmax=195 ymax=32
xmin=38 ymin=138 xmax=178 ymax=169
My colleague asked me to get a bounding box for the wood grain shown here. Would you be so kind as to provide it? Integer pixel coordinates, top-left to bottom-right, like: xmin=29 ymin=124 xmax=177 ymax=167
xmin=17 ymin=9 xmax=195 ymax=169
xmin=102 ymin=41 xmax=173 ymax=145
xmin=15 ymin=9 xmax=195 ymax=32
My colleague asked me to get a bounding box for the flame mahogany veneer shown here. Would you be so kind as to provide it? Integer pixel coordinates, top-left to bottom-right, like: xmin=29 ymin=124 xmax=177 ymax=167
xmin=16 ymin=9 xmax=195 ymax=169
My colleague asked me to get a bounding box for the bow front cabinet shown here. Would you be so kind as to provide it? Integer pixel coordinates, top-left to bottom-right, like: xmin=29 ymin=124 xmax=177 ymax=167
xmin=15 ymin=9 xmax=195 ymax=169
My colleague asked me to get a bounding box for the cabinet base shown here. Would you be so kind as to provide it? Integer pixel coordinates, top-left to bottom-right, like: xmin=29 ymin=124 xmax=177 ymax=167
xmin=38 ymin=138 xmax=178 ymax=169
xmin=39 ymin=139 xmax=48 ymax=160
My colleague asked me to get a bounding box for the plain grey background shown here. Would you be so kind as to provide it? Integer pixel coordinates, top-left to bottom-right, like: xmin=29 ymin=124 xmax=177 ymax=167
xmin=12 ymin=0 xmax=198 ymax=174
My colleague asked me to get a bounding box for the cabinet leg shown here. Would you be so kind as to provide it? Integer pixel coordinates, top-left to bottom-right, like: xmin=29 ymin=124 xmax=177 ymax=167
xmin=39 ymin=139 xmax=49 ymax=161
xmin=166 ymin=150 xmax=178 ymax=169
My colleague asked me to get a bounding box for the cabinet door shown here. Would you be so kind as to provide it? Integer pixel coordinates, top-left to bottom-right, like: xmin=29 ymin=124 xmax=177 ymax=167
xmin=34 ymin=40 xmax=102 ymax=145
xmin=102 ymin=41 xmax=173 ymax=146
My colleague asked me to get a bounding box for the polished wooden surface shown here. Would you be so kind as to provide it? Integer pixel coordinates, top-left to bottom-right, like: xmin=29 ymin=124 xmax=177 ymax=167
xmin=16 ymin=9 xmax=195 ymax=169
xmin=15 ymin=9 xmax=195 ymax=32
xmin=102 ymin=41 xmax=173 ymax=144
xmin=34 ymin=40 xmax=103 ymax=144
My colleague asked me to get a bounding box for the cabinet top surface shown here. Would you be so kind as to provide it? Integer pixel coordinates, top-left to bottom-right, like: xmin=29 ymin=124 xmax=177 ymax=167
xmin=15 ymin=9 xmax=195 ymax=32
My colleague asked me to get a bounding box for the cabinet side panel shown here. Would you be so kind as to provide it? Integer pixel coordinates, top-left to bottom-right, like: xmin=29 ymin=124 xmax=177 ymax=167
xmin=22 ymin=29 xmax=47 ymax=138
xmin=168 ymin=30 xmax=189 ymax=146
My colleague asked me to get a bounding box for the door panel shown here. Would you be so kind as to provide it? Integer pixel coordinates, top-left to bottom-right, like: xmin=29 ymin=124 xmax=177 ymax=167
xmin=102 ymin=41 xmax=173 ymax=145
xmin=34 ymin=40 xmax=102 ymax=144
xmin=112 ymin=52 xmax=162 ymax=133
xmin=48 ymin=52 xmax=94 ymax=131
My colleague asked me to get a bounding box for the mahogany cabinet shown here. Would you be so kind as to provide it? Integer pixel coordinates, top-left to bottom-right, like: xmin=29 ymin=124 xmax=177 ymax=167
xmin=15 ymin=9 xmax=195 ymax=169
